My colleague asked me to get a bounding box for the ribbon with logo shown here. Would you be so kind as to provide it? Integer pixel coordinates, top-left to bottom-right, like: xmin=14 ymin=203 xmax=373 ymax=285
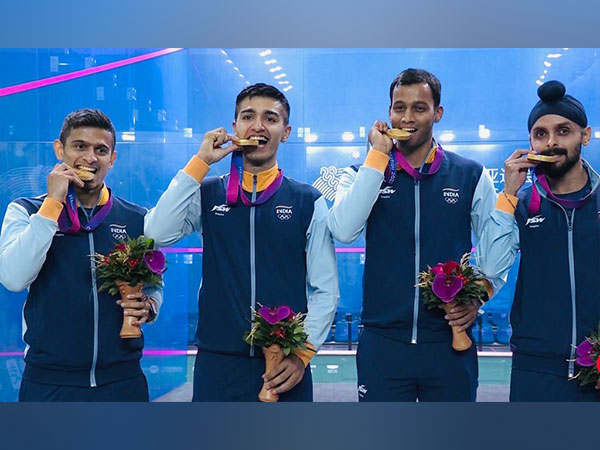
xmin=384 ymin=143 xmax=444 ymax=184
xmin=57 ymin=184 xmax=113 ymax=234
xmin=225 ymin=151 xmax=284 ymax=206
xmin=528 ymin=165 xmax=593 ymax=215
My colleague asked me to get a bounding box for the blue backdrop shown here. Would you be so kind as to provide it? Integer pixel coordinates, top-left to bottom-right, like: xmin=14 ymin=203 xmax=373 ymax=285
xmin=1 ymin=48 xmax=599 ymax=400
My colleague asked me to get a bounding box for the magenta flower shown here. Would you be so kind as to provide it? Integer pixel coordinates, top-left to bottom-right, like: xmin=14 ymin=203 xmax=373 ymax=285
xmin=597 ymin=356 xmax=600 ymax=372
xmin=431 ymin=264 xmax=445 ymax=276
xmin=143 ymin=250 xmax=166 ymax=274
xmin=431 ymin=261 xmax=460 ymax=276
xmin=432 ymin=274 xmax=464 ymax=303
xmin=576 ymin=339 xmax=595 ymax=367
xmin=258 ymin=305 xmax=293 ymax=325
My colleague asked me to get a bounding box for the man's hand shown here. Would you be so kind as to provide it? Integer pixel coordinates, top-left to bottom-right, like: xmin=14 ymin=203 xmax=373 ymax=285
xmin=117 ymin=292 xmax=156 ymax=326
xmin=444 ymin=300 xmax=482 ymax=332
xmin=368 ymin=120 xmax=393 ymax=155
xmin=263 ymin=354 xmax=305 ymax=395
xmin=503 ymin=149 xmax=538 ymax=196
xmin=196 ymin=128 xmax=238 ymax=166
xmin=47 ymin=163 xmax=84 ymax=203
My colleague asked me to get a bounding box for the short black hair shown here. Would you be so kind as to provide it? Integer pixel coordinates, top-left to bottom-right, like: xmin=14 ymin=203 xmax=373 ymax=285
xmin=59 ymin=108 xmax=116 ymax=150
xmin=234 ymin=83 xmax=290 ymax=125
xmin=389 ymin=69 xmax=442 ymax=108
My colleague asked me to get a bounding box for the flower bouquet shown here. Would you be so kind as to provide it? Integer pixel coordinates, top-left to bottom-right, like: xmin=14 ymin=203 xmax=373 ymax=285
xmin=572 ymin=323 xmax=600 ymax=387
xmin=417 ymin=253 xmax=487 ymax=351
xmin=94 ymin=236 xmax=166 ymax=338
xmin=243 ymin=304 xmax=309 ymax=402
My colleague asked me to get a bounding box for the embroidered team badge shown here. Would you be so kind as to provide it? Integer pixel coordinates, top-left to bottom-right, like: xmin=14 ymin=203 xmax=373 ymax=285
xmin=275 ymin=205 xmax=293 ymax=221
xmin=110 ymin=223 xmax=127 ymax=240
xmin=442 ymin=187 xmax=460 ymax=204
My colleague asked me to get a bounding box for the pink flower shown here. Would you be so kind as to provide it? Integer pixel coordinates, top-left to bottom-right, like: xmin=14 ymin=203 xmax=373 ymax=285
xmin=143 ymin=250 xmax=166 ymax=274
xmin=576 ymin=340 xmax=595 ymax=367
xmin=115 ymin=243 xmax=127 ymax=251
xmin=431 ymin=264 xmax=445 ymax=276
xmin=432 ymin=274 xmax=464 ymax=303
xmin=258 ymin=305 xmax=293 ymax=325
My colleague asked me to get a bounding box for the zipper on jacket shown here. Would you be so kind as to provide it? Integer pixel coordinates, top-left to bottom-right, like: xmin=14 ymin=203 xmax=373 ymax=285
xmin=82 ymin=207 xmax=99 ymax=388
xmin=249 ymin=175 xmax=257 ymax=357
xmin=565 ymin=208 xmax=577 ymax=378
xmin=546 ymin=197 xmax=578 ymax=378
xmin=411 ymin=179 xmax=420 ymax=344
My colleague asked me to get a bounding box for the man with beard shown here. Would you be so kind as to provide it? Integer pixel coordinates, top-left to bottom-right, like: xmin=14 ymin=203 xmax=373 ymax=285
xmin=479 ymin=80 xmax=600 ymax=401
xmin=145 ymin=83 xmax=338 ymax=401
xmin=327 ymin=69 xmax=501 ymax=401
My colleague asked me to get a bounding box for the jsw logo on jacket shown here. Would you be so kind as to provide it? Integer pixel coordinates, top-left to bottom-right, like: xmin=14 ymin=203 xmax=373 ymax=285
xmin=360 ymin=151 xmax=485 ymax=343
xmin=197 ymin=176 xmax=321 ymax=356
xmin=512 ymin=161 xmax=600 ymax=376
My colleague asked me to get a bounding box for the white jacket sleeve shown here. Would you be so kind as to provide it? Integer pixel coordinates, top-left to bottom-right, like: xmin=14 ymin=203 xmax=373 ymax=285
xmin=327 ymin=165 xmax=384 ymax=243
xmin=0 ymin=201 xmax=58 ymax=292
xmin=304 ymin=196 xmax=340 ymax=350
xmin=144 ymin=170 xmax=203 ymax=247
xmin=472 ymin=168 xmax=520 ymax=294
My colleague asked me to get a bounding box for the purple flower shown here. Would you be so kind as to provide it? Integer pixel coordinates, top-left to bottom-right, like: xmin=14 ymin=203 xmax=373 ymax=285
xmin=143 ymin=250 xmax=166 ymax=274
xmin=432 ymin=274 xmax=463 ymax=303
xmin=258 ymin=305 xmax=293 ymax=325
xmin=576 ymin=339 xmax=595 ymax=367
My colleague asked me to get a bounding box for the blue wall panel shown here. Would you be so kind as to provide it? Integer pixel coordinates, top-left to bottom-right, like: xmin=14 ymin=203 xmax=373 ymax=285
xmin=1 ymin=48 xmax=599 ymax=399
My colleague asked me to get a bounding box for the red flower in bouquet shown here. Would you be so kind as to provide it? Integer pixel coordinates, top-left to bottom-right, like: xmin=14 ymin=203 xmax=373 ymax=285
xmin=418 ymin=253 xmax=487 ymax=309
xmin=417 ymin=252 xmax=488 ymax=351
xmin=243 ymin=303 xmax=310 ymax=402
xmin=245 ymin=304 xmax=307 ymax=352
xmin=431 ymin=261 xmax=460 ymax=276
xmin=93 ymin=236 xmax=166 ymax=296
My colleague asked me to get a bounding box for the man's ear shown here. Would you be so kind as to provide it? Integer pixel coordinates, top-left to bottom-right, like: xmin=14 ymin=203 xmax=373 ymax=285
xmin=53 ymin=139 xmax=64 ymax=160
xmin=281 ymin=124 xmax=292 ymax=142
xmin=583 ymin=126 xmax=591 ymax=146
xmin=109 ymin=150 xmax=117 ymax=168
xmin=434 ymin=106 xmax=444 ymax=123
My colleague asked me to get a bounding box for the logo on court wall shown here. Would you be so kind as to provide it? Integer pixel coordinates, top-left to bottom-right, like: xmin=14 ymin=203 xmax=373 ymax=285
xmin=312 ymin=166 xmax=345 ymax=202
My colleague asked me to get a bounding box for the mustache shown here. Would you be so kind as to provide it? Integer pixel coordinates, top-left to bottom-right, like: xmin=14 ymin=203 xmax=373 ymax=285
xmin=540 ymin=148 xmax=567 ymax=157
